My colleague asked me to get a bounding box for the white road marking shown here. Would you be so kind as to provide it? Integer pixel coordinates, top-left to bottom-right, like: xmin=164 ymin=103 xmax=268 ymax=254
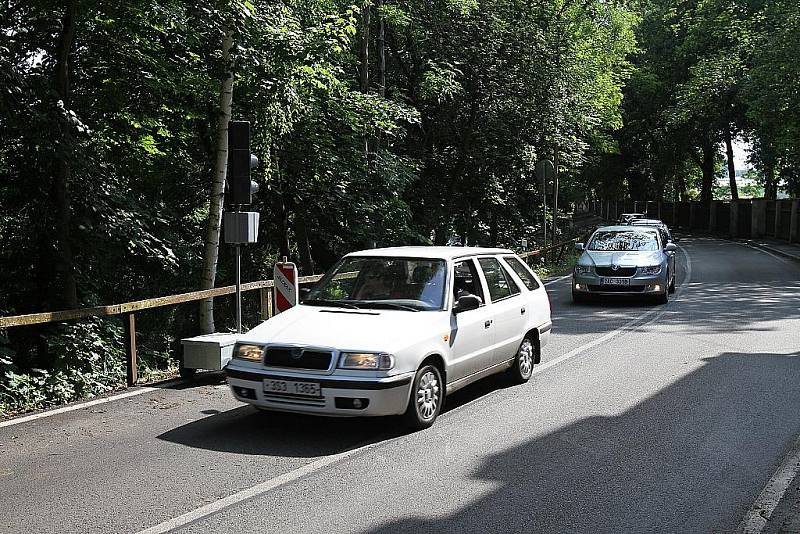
xmin=544 ymin=274 xmax=572 ymax=286
xmin=0 ymin=387 xmax=157 ymax=429
xmin=739 ymin=242 xmax=796 ymax=267
xmin=533 ymin=244 xmax=692 ymax=377
xmin=736 ymin=434 xmax=800 ymax=534
xmin=134 ymin=247 xmax=695 ymax=533
xmin=0 ymin=379 xmax=182 ymax=430
xmin=135 ymin=440 xmax=385 ymax=534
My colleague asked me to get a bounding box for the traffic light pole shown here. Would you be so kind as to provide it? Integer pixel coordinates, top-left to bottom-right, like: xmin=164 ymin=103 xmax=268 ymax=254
xmin=235 ymin=241 xmax=242 ymax=334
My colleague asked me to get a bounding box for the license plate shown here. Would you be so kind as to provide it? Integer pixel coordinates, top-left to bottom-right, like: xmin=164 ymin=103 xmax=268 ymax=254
xmin=600 ymin=277 xmax=630 ymax=286
xmin=263 ymin=379 xmax=321 ymax=397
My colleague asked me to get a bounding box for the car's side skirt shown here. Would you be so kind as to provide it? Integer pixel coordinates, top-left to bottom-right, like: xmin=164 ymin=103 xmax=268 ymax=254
xmin=446 ymin=358 xmax=515 ymax=395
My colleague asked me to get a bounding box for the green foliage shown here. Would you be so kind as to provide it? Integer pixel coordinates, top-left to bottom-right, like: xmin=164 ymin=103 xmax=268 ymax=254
xmin=1 ymin=0 xmax=639 ymax=415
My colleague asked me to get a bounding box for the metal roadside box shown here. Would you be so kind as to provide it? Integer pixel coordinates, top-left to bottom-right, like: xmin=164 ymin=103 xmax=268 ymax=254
xmin=224 ymin=211 xmax=259 ymax=244
xmin=181 ymin=333 xmax=239 ymax=371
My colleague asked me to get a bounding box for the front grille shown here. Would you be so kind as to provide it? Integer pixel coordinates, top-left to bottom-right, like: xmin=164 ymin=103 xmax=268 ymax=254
xmin=588 ymin=285 xmax=645 ymax=293
xmin=595 ymin=266 xmax=637 ymax=277
xmin=263 ymin=347 xmax=332 ymax=370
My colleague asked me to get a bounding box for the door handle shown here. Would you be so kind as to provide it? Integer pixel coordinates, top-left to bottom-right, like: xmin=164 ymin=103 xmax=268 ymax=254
xmin=520 ymin=307 xmax=526 ymax=315
xmin=484 ymin=320 xmax=492 ymax=328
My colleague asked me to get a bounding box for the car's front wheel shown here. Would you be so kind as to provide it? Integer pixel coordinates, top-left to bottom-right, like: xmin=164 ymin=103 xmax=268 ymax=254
xmin=508 ymin=336 xmax=536 ymax=384
xmin=403 ymin=364 xmax=443 ymax=430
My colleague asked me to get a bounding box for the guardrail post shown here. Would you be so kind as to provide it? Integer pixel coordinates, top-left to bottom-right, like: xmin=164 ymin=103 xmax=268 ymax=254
xmin=790 ymin=200 xmax=799 ymax=243
xmin=259 ymin=288 xmax=268 ymax=321
xmin=122 ymin=313 xmax=137 ymax=386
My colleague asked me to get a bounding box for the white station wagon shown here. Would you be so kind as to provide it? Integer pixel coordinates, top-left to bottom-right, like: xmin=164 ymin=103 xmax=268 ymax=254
xmin=225 ymin=247 xmax=552 ymax=429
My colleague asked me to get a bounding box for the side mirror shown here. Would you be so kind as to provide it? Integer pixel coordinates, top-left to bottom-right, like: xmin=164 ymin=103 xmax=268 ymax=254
xmin=453 ymin=294 xmax=481 ymax=314
xmin=671 ymin=237 xmax=681 ymax=243
xmin=574 ymin=242 xmax=584 ymax=251
xmin=665 ymin=243 xmax=677 ymax=252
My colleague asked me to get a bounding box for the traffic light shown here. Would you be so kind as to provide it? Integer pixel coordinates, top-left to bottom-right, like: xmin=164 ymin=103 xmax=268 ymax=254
xmin=227 ymin=120 xmax=259 ymax=205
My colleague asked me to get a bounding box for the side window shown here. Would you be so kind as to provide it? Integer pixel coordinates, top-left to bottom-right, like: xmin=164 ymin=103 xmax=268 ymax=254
xmin=453 ymin=259 xmax=485 ymax=304
xmin=503 ymin=256 xmax=540 ymax=290
xmin=478 ymin=257 xmax=520 ymax=302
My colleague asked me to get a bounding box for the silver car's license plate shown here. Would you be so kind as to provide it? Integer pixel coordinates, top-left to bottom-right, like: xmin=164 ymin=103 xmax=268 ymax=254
xmin=263 ymin=379 xmax=321 ymax=397
xmin=600 ymin=277 xmax=630 ymax=286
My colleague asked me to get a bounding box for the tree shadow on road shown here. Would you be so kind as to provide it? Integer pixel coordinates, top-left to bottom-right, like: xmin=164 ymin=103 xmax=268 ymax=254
xmin=362 ymin=351 xmax=800 ymax=534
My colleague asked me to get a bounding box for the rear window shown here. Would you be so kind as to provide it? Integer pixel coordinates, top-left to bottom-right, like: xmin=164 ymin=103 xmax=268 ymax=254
xmin=503 ymin=256 xmax=540 ymax=290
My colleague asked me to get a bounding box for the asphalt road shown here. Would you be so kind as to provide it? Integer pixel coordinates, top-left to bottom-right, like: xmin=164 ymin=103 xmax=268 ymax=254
xmin=1 ymin=237 xmax=799 ymax=533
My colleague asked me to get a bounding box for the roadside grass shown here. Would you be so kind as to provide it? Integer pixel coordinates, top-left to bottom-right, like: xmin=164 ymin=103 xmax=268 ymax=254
xmin=532 ymin=249 xmax=580 ymax=279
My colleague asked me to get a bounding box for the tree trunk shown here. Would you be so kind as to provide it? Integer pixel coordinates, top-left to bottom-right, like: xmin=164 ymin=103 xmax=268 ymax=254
xmin=377 ymin=0 xmax=385 ymax=98
xmin=199 ymin=30 xmax=233 ymax=334
xmin=676 ymin=174 xmax=687 ymax=202
xmin=52 ymin=0 xmax=79 ymax=310
xmin=295 ymin=213 xmax=315 ymax=275
xmin=359 ymin=2 xmax=370 ymax=93
xmin=700 ymin=141 xmax=715 ymax=204
xmin=724 ymin=124 xmax=738 ymax=200
xmin=359 ymin=1 xmax=371 ymax=162
xmin=764 ymin=161 xmax=775 ymax=199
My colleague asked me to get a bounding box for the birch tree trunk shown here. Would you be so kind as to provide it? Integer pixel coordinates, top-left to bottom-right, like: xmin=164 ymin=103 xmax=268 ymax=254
xmin=52 ymin=0 xmax=79 ymax=309
xmin=199 ymin=30 xmax=234 ymax=334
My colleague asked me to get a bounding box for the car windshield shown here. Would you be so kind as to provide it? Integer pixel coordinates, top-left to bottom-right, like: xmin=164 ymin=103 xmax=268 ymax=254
xmin=588 ymin=230 xmax=660 ymax=251
xmin=305 ymin=256 xmax=447 ymax=311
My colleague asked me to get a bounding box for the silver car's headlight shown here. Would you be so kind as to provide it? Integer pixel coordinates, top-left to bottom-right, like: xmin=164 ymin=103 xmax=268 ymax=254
xmin=640 ymin=265 xmax=662 ymax=275
xmin=234 ymin=344 xmax=264 ymax=362
xmin=574 ymin=265 xmax=592 ymax=274
xmin=339 ymin=352 xmax=395 ymax=370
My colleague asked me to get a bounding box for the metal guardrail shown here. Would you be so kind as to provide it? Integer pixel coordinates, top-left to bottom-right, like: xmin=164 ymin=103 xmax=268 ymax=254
xmin=0 ymin=232 xmax=592 ymax=387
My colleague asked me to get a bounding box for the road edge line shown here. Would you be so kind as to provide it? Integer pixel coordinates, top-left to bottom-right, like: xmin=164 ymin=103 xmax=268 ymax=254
xmin=135 ymin=440 xmax=385 ymax=534
xmin=0 ymin=387 xmax=160 ymax=429
xmin=736 ymin=434 xmax=800 ymax=534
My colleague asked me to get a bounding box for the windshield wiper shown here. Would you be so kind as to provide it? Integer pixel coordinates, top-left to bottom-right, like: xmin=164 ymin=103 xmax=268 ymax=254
xmin=303 ymin=299 xmax=361 ymax=309
xmin=356 ymin=301 xmax=422 ymax=312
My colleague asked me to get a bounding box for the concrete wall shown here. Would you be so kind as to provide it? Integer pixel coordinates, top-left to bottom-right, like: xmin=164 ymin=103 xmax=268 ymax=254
xmin=593 ymin=198 xmax=800 ymax=243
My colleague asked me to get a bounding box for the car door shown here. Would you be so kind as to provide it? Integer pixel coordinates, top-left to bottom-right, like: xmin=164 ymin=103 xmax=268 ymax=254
xmin=502 ymin=255 xmax=551 ymax=333
xmin=448 ymin=258 xmax=495 ymax=381
xmin=477 ymin=257 xmax=527 ymax=366
xmin=660 ymin=229 xmax=676 ymax=277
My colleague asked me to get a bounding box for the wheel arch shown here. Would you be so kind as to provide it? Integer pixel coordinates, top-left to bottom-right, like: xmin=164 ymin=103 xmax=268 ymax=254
xmin=524 ymin=328 xmax=542 ymax=364
xmin=419 ymin=353 xmax=446 ymax=384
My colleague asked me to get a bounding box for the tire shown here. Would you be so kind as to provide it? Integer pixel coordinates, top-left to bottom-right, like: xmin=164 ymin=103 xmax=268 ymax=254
xmin=508 ymin=336 xmax=536 ymax=384
xmin=403 ymin=364 xmax=444 ymax=430
xmin=668 ymin=272 xmax=676 ymax=293
xmin=655 ymin=287 xmax=669 ymax=304
xmin=572 ymin=289 xmax=588 ymax=304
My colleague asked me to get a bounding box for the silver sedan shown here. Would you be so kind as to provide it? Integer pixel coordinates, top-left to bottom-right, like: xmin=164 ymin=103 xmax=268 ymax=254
xmin=572 ymin=226 xmax=677 ymax=304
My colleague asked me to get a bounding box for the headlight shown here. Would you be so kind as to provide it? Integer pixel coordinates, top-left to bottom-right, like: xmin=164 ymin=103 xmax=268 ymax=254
xmin=339 ymin=352 xmax=395 ymax=370
xmin=574 ymin=265 xmax=592 ymax=274
xmin=234 ymin=344 xmax=264 ymax=362
xmin=640 ymin=265 xmax=662 ymax=275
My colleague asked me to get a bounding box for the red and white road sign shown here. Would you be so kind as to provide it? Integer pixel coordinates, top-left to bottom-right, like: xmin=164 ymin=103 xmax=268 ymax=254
xmin=273 ymin=262 xmax=299 ymax=314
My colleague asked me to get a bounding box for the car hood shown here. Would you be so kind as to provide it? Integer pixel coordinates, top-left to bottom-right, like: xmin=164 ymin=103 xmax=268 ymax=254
xmin=580 ymin=250 xmax=664 ymax=267
xmin=238 ymin=304 xmax=442 ymax=352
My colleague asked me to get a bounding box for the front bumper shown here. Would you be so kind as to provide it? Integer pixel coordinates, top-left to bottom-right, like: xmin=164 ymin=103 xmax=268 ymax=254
xmin=572 ymin=270 xmax=667 ymax=295
xmin=225 ymin=366 xmax=414 ymax=417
